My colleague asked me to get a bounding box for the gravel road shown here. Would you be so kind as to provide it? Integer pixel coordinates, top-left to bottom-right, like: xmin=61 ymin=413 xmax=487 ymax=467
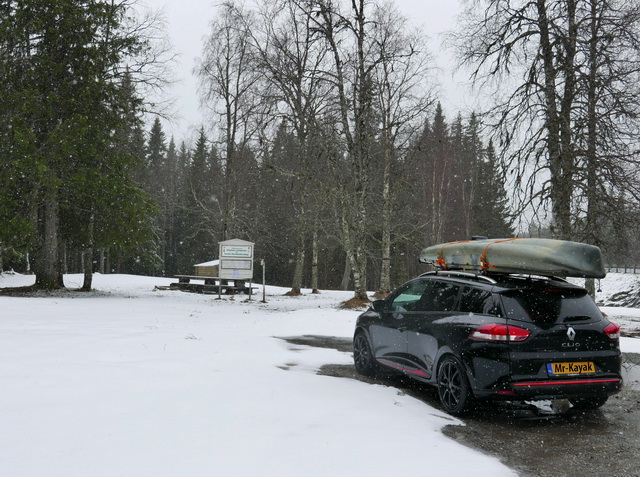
xmin=283 ymin=336 xmax=640 ymax=477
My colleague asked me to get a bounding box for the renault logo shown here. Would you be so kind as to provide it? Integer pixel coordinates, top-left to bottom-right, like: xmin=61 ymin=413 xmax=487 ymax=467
xmin=567 ymin=327 xmax=576 ymax=341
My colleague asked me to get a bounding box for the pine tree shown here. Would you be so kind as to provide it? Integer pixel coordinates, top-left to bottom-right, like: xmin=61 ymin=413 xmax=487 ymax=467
xmin=179 ymin=128 xmax=220 ymax=268
xmin=447 ymin=113 xmax=466 ymax=240
xmin=255 ymin=121 xmax=300 ymax=285
xmin=174 ymin=141 xmax=194 ymax=274
xmin=143 ymin=118 xmax=167 ymax=275
xmin=163 ymin=137 xmax=183 ymax=276
xmin=471 ymin=140 xmax=514 ymax=238
xmin=0 ymin=0 xmax=161 ymax=289
xmin=460 ymin=113 xmax=483 ymax=237
xmin=146 ymin=118 xmax=167 ymax=188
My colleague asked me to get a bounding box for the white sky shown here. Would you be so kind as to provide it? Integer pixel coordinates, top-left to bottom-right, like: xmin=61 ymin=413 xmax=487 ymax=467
xmin=140 ymin=0 xmax=473 ymax=141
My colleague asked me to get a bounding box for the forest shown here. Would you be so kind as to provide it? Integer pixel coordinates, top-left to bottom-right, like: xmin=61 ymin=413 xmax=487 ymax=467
xmin=1 ymin=0 xmax=640 ymax=298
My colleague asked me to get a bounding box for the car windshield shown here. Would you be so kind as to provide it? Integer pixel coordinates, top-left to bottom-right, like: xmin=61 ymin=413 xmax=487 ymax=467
xmin=500 ymin=288 xmax=603 ymax=325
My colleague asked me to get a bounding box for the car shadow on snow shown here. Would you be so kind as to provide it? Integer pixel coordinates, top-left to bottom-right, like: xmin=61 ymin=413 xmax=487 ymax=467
xmin=279 ymin=335 xmax=640 ymax=477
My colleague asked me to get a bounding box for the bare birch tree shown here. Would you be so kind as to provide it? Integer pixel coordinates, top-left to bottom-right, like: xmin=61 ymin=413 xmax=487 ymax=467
xmin=370 ymin=1 xmax=435 ymax=296
xmin=574 ymin=0 xmax=640 ymax=245
xmin=196 ymin=1 xmax=266 ymax=241
xmin=297 ymin=0 xmax=380 ymax=301
xmin=247 ymin=0 xmax=331 ymax=295
xmin=454 ymin=0 xmax=640 ymax=249
xmin=452 ymin=0 xmax=577 ymax=239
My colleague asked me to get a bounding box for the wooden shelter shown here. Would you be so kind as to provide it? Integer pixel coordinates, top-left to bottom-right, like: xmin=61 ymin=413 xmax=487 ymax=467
xmin=194 ymin=259 xmax=219 ymax=277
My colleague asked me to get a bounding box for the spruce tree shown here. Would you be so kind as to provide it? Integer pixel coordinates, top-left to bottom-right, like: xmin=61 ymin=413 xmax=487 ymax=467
xmin=471 ymin=140 xmax=514 ymax=238
xmin=0 ymin=0 xmax=160 ymax=289
xmin=143 ymin=117 xmax=167 ymax=275
xmin=179 ymin=128 xmax=219 ymax=268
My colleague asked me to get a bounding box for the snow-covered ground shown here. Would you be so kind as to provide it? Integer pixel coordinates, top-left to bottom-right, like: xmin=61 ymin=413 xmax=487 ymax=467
xmin=2 ymin=272 xmax=640 ymax=477
xmin=1 ymin=273 xmax=516 ymax=477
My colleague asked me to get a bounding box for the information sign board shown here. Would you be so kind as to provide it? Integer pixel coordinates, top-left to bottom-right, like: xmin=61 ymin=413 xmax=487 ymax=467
xmin=219 ymin=239 xmax=254 ymax=280
xmin=220 ymin=245 xmax=253 ymax=258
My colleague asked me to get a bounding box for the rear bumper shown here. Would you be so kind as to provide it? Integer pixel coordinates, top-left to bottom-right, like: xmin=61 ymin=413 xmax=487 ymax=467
xmin=495 ymin=376 xmax=623 ymax=400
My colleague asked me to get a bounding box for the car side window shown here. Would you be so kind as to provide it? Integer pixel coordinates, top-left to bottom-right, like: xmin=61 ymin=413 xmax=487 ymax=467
xmin=420 ymin=281 xmax=460 ymax=312
xmin=459 ymin=287 xmax=498 ymax=315
xmin=389 ymin=280 xmax=430 ymax=312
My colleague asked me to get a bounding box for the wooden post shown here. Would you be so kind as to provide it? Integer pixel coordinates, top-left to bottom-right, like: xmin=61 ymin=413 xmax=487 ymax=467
xmin=261 ymin=259 xmax=266 ymax=303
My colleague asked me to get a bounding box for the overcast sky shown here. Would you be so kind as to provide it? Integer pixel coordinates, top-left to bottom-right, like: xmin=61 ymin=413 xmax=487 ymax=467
xmin=139 ymin=0 xmax=472 ymax=141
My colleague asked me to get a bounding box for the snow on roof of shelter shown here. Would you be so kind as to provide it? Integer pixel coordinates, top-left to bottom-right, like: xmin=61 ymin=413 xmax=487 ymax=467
xmin=195 ymin=260 xmax=219 ymax=267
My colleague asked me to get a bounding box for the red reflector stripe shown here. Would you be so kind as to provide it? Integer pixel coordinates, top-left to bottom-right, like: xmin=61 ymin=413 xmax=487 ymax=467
xmin=514 ymin=378 xmax=621 ymax=387
xmin=378 ymin=359 xmax=429 ymax=378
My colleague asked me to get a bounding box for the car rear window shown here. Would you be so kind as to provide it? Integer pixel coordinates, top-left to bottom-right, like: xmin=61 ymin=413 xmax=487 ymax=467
xmin=500 ymin=288 xmax=603 ymax=325
xmin=459 ymin=287 xmax=499 ymax=315
xmin=421 ymin=281 xmax=460 ymax=312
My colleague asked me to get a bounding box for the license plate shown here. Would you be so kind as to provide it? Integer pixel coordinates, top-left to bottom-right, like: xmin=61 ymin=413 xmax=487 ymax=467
xmin=547 ymin=361 xmax=595 ymax=376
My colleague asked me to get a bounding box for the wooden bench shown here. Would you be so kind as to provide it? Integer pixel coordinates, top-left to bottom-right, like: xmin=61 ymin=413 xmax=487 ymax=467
xmin=172 ymin=275 xmax=256 ymax=296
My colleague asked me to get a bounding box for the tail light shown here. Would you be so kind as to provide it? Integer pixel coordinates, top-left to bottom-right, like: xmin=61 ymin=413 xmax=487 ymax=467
xmin=470 ymin=324 xmax=531 ymax=342
xmin=604 ymin=322 xmax=621 ymax=340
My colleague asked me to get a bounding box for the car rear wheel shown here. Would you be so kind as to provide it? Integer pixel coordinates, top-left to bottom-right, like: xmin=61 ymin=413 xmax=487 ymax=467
xmin=570 ymin=395 xmax=608 ymax=410
xmin=353 ymin=332 xmax=381 ymax=378
xmin=437 ymin=355 xmax=474 ymax=416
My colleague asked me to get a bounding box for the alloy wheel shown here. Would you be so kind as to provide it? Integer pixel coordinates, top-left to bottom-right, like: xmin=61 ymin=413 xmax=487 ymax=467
xmin=353 ymin=332 xmax=379 ymax=377
xmin=437 ymin=356 xmax=473 ymax=415
xmin=438 ymin=360 xmax=462 ymax=409
xmin=353 ymin=334 xmax=370 ymax=372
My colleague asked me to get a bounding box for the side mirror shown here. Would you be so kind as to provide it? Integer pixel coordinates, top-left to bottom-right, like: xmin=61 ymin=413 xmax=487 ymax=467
xmin=372 ymin=300 xmax=386 ymax=312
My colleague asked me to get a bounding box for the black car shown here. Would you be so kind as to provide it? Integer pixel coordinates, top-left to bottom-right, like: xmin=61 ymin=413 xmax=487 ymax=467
xmin=353 ymin=271 xmax=622 ymax=415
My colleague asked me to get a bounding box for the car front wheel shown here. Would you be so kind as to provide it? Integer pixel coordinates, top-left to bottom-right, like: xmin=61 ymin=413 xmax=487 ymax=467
xmin=353 ymin=332 xmax=381 ymax=378
xmin=437 ymin=355 xmax=475 ymax=416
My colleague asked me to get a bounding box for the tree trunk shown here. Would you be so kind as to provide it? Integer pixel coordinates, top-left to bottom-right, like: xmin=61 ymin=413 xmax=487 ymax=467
xmin=290 ymin=245 xmax=305 ymax=295
xmin=585 ymin=278 xmax=596 ymax=300
xmin=340 ymin=254 xmax=351 ymax=291
xmin=379 ymin=159 xmax=392 ymax=295
xmin=341 ymin=212 xmax=368 ymax=301
xmin=104 ymin=249 xmax=110 ymax=274
xmin=35 ymin=186 xmax=63 ymax=289
xmin=537 ymin=0 xmax=574 ymax=240
xmin=311 ymin=230 xmax=319 ymax=294
xmin=350 ymin=249 xmax=368 ymax=301
xmin=290 ymin=190 xmax=308 ymax=295
xmin=585 ymin=0 xmax=599 ymax=247
xmin=82 ymin=248 xmax=93 ymax=290
xmin=583 ymin=0 xmax=599 ymax=301
xmin=82 ymin=212 xmax=95 ymax=291
xmin=99 ymin=250 xmax=105 ymax=274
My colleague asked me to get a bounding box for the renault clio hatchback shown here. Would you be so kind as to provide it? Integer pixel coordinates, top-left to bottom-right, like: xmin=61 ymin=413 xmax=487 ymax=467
xmin=353 ymin=271 xmax=622 ymax=416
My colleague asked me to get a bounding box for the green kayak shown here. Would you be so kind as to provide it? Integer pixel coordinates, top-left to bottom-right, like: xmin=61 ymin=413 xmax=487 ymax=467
xmin=419 ymin=238 xmax=606 ymax=279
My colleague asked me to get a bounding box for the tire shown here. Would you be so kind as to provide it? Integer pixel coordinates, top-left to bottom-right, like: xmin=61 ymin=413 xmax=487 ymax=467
xmin=353 ymin=332 xmax=381 ymax=378
xmin=437 ymin=355 xmax=475 ymax=416
xmin=570 ymin=395 xmax=608 ymax=410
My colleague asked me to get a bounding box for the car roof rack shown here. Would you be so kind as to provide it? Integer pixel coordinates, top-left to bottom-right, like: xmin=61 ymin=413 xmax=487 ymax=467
xmin=505 ymin=273 xmax=569 ymax=282
xmin=419 ymin=270 xmax=498 ymax=285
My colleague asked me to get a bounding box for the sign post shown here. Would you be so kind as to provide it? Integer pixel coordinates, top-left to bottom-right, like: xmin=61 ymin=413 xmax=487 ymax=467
xmin=261 ymin=259 xmax=266 ymax=303
xmin=218 ymin=239 xmax=254 ymax=298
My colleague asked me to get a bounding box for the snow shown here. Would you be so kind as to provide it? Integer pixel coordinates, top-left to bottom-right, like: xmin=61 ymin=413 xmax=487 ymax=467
xmin=0 ymin=273 xmax=517 ymax=477
xmin=194 ymin=259 xmax=219 ymax=267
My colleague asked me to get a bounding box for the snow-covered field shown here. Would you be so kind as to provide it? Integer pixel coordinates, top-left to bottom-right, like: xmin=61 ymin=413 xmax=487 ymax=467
xmin=0 ymin=273 xmax=515 ymax=477
xmin=2 ymin=272 xmax=640 ymax=477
